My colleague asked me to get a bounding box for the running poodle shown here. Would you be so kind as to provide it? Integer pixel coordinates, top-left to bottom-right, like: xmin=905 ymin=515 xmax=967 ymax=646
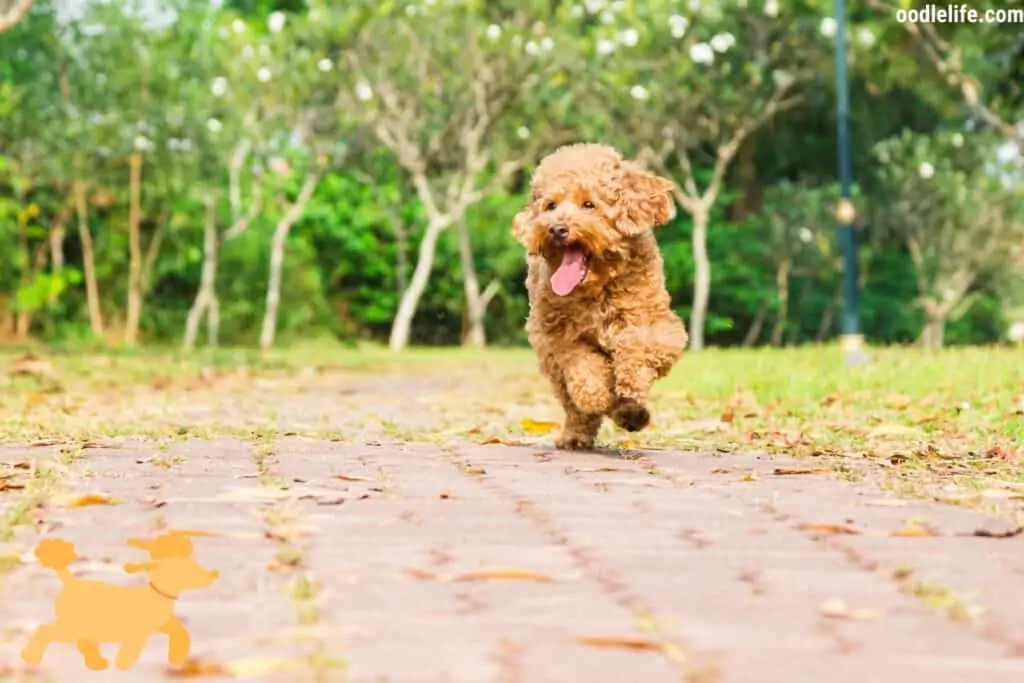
xmin=513 ymin=143 xmax=688 ymax=450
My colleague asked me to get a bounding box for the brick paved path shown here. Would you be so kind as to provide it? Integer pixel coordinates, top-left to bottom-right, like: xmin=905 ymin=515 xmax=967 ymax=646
xmin=2 ymin=436 xmax=1024 ymax=682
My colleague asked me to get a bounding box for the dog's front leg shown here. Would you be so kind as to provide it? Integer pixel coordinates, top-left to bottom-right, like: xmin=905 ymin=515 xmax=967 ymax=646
xmin=604 ymin=317 xmax=687 ymax=432
xmin=539 ymin=347 xmax=612 ymax=450
xmin=114 ymin=635 xmax=148 ymax=670
xmin=77 ymin=639 xmax=109 ymax=670
xmin=160 ymin=617 xmax=190 ymax=666
xmin=20 ymin=624 xmax=57 ymax=667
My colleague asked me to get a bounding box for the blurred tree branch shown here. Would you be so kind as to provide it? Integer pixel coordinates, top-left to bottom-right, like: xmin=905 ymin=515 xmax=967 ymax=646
xmin=866 ymin=0 xmax=1020 ymax=141
xmin=0 ymin=0 xmax=34 ymax=35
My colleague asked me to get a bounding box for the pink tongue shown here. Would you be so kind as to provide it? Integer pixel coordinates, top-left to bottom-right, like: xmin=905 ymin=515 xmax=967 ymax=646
xmin=550 ymin=247 xmax=585 ymax=296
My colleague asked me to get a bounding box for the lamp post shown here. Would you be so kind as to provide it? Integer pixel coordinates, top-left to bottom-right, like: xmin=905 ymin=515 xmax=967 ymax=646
xmin=834 ymin=0 xmax=867 ymax=364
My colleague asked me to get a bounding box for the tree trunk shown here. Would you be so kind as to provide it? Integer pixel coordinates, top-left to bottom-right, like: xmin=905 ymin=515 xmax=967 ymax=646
xmin=124 ymin=151 xmax=144 ymax=346
xmin=395 ymin=220 xmax=410 ymax=296
xmin=689 ymin=208 xmax=712 ymax=353
xmin=389 ymin=218 xmax=449 ymax=352
xmin=920 ymin=315 xmax=947 ymax=349
xmin=770 ymin=259 xmax=791 ymax=347
xmin=815 ymin=290 xmax=839 ymax=342
xmin=184 ymin=192 xmax=220 ymax=351
xmin=47 ymin=204 xmax=69 ymax=307
xmin=456 ymin=216 xmax=488 ymax=348
xmin=742 ymin=302 xmax=768 ymax=347
xmin=259 ymin=172 xmax=320 ymax=351
xmin=14 ymin=185 xmax=31 ymax=340
xmin=73 ymin=179 xmax=104 ymax=337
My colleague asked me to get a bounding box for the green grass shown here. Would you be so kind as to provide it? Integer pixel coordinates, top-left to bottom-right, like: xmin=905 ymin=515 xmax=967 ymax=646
xmin=1 ymin=340 xmax=1022 ymax=508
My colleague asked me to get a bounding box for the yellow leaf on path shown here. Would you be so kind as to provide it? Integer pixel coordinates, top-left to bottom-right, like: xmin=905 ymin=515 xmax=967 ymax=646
xmin=451 ymin=567 xmax=553 ymax=582
xmin=170 ymin=657 xmax=298 ymax=678
xmin=519 ymin=418 xmax=560 ymax=434
xmin=891 ymin=523 xmax=937 ymax=538
xmin=59 ymin=493 xmax=119 ymax=508
xmin=574 ymin=635 xmax=665 ymax=652
xmin=165 ymin=659 xmax=228 ymax=677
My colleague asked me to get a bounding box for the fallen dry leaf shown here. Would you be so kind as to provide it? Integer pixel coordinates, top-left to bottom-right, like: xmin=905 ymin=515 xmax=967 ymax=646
xmin=574 ymin=635 xmax=665 ymax=652
xmin=820 ymin=598 xmax=882 ymax=620
xmin=450 ymin=567 xmax=553 ymax=583
xmin=798 ymin=523 xmax=861 ymax=536
xmin=333 ymin=473 xmax=374 ymax=482
xmin=403 ymin=566 xmax=440 ymax=580
xmin=891 ymin=523 xmax=937 ymax=538
xmin=519 ymin=418 xmax=560 ymax=435
xmin=985 ymin=446 xmax=1022 ymax=462
xmin=438 ymin=489 xmax=451 ymax=499
xmin=480 ymin=436 xmax=525 ymax=446
xmin=165 ymin=658 xmax=228 ymax=677
xmin=970 ymin=527 xmax=1024 ymax=539
xmin=772 ymin=466 xmax=829 ymax=476
xmin=26 ymin=438 xmax=65 ymax=447
xmin=58 ymin=493 xmax=119 ymax=508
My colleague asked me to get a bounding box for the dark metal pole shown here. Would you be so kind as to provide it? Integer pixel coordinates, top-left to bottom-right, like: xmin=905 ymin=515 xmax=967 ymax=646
xmin=834 ymin=0 xmax=867 ymax=364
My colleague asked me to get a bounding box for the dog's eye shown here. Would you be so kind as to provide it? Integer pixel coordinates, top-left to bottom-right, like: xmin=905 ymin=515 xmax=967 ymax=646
xmin=581 ymin=200 xmax=595 ymax=209
xmin=544 ymin=201 xmax=557 ymax=212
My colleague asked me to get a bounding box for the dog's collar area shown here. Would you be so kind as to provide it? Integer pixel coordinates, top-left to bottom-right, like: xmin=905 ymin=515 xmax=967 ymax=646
xmin=149 ymin=581 xmax=178 ymax=600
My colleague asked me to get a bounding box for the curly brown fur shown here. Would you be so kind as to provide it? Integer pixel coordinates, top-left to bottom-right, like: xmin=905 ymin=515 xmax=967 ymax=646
xmin=512 ymin=143 xmax=688 ymax=450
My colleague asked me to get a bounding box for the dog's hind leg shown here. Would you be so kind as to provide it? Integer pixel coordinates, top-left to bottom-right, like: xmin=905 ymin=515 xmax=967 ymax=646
xmin=77 ymin=639 xmax=108 ymax=670
xmin=114 ymin=635 xmax=148 ymax=670
xmin=20 ymin=624 xmax=56 ymax=667
xmin=160 ymin=617 xmax=191 ymax=666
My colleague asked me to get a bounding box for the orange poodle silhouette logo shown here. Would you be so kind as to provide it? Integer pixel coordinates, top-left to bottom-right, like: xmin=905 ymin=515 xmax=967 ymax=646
xmin=20 ymin=531 xmax=219 ymax=671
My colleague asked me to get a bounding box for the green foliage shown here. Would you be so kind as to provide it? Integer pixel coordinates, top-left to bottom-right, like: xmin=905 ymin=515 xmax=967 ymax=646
xmin=0 ymin=0 xmax=1021 ymax=348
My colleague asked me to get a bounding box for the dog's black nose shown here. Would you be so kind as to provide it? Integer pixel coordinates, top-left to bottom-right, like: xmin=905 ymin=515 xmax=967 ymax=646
xmin=549 ymin=224 xmax=569 ymax=240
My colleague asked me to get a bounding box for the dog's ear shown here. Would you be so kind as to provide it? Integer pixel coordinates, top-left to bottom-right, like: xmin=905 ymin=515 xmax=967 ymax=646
xmin=616 ymin=162 xmax=676 ymax=236
xmin=123 ymin=562 xmax=153 ymax=573
xmin=511 ymin=207 xmax=533 ymax=247
xmin=127 ymin=537 xmax=151 ymax=551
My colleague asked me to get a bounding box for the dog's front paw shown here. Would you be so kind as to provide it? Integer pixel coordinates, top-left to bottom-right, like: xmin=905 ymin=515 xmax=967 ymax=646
xmin=83 ymin=655 xmax=109 ymax=671
xmin=554 ymin=431 xmax=596 ymax=451
xmin=610 ymin=398 xmax=651 ymax=432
